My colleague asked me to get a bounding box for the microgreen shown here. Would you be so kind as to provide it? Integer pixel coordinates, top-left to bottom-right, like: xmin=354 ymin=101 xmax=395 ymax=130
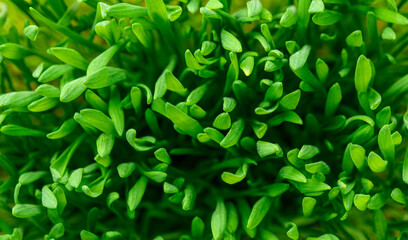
xmin=0 ymin=0 xmax=407 ymax=239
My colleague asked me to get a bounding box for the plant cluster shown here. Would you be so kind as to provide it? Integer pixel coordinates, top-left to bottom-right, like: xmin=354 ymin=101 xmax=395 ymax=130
xmin=0 ymin=0 xmax=408 ymax=239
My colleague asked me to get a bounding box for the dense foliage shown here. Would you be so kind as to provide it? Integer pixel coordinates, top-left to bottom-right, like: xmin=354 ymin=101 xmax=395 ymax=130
xmin=0 ymin=0 xmax=408 ymax=239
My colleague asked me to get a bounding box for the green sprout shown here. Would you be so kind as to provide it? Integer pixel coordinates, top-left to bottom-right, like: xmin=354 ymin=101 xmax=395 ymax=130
xmin=0 ymin=0 xmax=408 ymax=239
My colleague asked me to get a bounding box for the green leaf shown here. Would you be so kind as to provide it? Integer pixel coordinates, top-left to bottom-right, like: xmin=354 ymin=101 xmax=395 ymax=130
xmin=12 ymin=204 xmax=42 ymax=218
xmin=87 ymin=43 xmax=122 ymax=75
xmin=211 ymin=199 xmax=227 ymax=240
xmin=240 ymin=56 xmax=255 ymax=76
xmin=378 ymin=125 xmax=395 ymax=161
xmin=287 ymin=149 xmax=304 ymax=168
xmin=182 ymin=184 xmax=196 ymax=211
xmin=382 ymin=27 xmax=396 ymax=40
xmin=346 ymin=30 xmax=363 ymax=47
xmin=42 ymin=185 xmax=58 ymax=209
xmin=132 ymin=23 xmax=150 ymax=48
xmin=60 ymin=77 xmax=87 ymax=102
xmin=49 ymin=223 xmax=64 ymax=239
xmin=247 ymin=0 xmax=262 ymax=17
xmin=127 ymin=176 xmax=148 ymax=211
xmin=191 ymin=216 xmax=205 ymax=238
xmin=391 ymin=188 xmax=406 ymax=204
xmin=186 ymin=84 xmax=208 ymax=105
xmin=222 ymin=97 xmax=236 ymax=113
xmin=126 ymin=129 xmax=156 ymax=152
xmin=264 ymin=60 xmax=284 ymax=72
xmin=264 ymin=82 xmax=283 ymax=102
xmin=68 ymin=168 xmax=83 ymax=188
xmin=305 ymin=161 xmax=330 ymax=174
xmin=1 ymin=91 xmax=40 ymax=109
xmin=312 ymin=10 xmax=342 ymax=26
xmin=185 ymin=49 xmax=203 ymax=70
xmin=309 ymin=0 xmax=324 ymax=13
xmin=220 ymin=118 xmax=245 ymax=148
xmin=163 ymin=182 xmax=178 ymax=193
xmin=106 ymin=192 xmax=120 ymax=209
xmin=35 ymin=84 xmax=60 ymax=98
xmin=226 ymin=202 xmax=239 ymax=233
xmin=371 ymin=7 xmax=408 ymax=25
xmin=280 ymin=6 xmax=298 ymax=27
xmin=164 ymin=70 xmax=188 ymax=96
xmin=203 ymin=127 xmax=225 ymax=143
xmin=154 ymin=148 xmax=171 ymax=164
xmin=367 ymin=88 xmax=381 ymax=110
xmin=286 ymin=41 xmax=298 ymax=55
xmin=74 ymin=112 xmax=98 ymax=134
xmin=316 ymin=58 xmax=329 ymax=82
xmin=213 ymin=112 xmax=231 ymax=130
xmin=165 ymin=102 xmax=203 ymax=138
xmin=23 ymin=25 xmax=39 ymax=41
xmin=19 ymin=171 xmax=47 ymax=185
xmin=392 ymin=131 xmax=402 ymax=146
xmin=106 ymin=3 xmax=148 ymax=18
xmin=247 ymin=197 xmax=272 ymax=229
xmin=292 ymin=178 xmax=331 ymax=194
xmin=80 ymin=109 xmax=115 ymax=134
xmin=221 ymin=164 xmax=248 ymax=184
xmin=325 ymin=83 xmax=342 ymax=117
xmin=302 ymin=197 xmax=316 ymax=217
xmin=47 ymin=119 xmax=77 ymax=139
xmin=251 ymin=121 xmax=268 ymax=139
xmin=50 ymin=47 xmax=88 ymax=70
xmin=34 ymin=63 xmax=44 ymax=79
xmin=85 ymin=67 xmax=126 ymax=89
xmin=131 ymin=87 xmax=142 ymax=114
xmin=287 ymin=223 xmax=299 ymax=240
xmin=221 ymin=29 xmax=242 ymax=53
xmin=279 ymin=166 xmax=307 ymax=182
xmin=28 ymin=97 xmax=59 ymax=112
xmin=85 ymin=90 xmax=108 ymax=112
xmin=190 ymin=104 xmax=207 ymax=119
xmin=39 ymin=64 xmax=74 ymax=83
xmin=367 ymin=151 xmax=388 ymax=173
xmin=144 ymin=170 xmax=167 ymax=183
xmin=82 ymin=170 xmax=111 ymax=198
xmin=108 ymin=85 xmax=125 ymax=136
xmin=117 ymin=162 xmax=137 ymax=178
xmin=354 ymin=55 xmax=372 ymax=93
xmin=268 ymin=111 xmax=303 ymax=126
xmin=350 ymin=144 xmax=365 ymax=170
xmin=205 ymin=0 xmax=223 ymax=10
xmin=97 ymin=133 xmax=115 ymax=158
xmin=374 ymin=210 xmax=387 ymax=240
xmin=289 ymin=45 xmax=311 ymax=71
xmin=145 ymin=0 xmax=169 ymax=23
xmin=298 ymin=145 xmax=319 ymax=159
xmin=345 ymin=115 xmax=375 ymax=127
xmin=201 ymin=41 xmax=217 ymax=56
xmin=376 ymin=106 xmax=391 ymax=129
xmin=354 ymin=194 xmax=370 ymax=211
xmin=1 ymin=125 xmax=45 ymax=137
xmin=280 ymin=90 xmax=301 ymax=110
xmin=0 ymin=43 xmax=31 ymax=59
xmin=80 ymin=230 xmax=99 ymax=240
xmin=94 ymin=20 xmax=119 ymax=45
